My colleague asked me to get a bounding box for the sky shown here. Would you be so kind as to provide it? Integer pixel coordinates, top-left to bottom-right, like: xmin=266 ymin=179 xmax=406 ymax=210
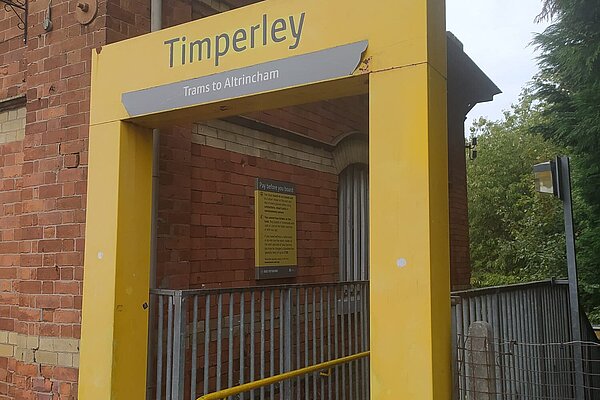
xmin=446 ymin=0 xmax=551 ymax=128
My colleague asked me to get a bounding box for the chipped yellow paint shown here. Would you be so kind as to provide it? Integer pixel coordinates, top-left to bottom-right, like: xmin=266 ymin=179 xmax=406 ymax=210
xmin=79 ymin=121 xmax=152 ymax=399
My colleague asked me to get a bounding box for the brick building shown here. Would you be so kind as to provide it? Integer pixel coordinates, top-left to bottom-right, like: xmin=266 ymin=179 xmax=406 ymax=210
xmin=0 ymin=0 xmax=498 ymax=398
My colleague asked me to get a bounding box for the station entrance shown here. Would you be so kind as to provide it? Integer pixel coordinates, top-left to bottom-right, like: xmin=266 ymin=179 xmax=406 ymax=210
xmin=147 ymin=94 xmax=371 ymax=399
xmin=76 ymin=0 xmax=483 ymax=398
xmin=139 ymin=38 xmax=497 ymax=398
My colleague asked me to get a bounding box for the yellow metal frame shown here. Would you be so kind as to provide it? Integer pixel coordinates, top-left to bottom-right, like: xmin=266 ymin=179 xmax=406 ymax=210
xmin=80 ymin=0 xmax=450 ymax=398
xmin=197 ymin=352 xmax=370 ymax=400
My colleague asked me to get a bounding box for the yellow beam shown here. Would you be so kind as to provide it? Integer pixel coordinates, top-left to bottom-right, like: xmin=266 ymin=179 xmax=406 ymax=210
xmin=369 ymin=63 xmax=450 ymax=398
xmin=78 ymin=121 xmax=153 ymax=399
xmin=90 ymin=0 xmax=433 ymax=125
xmin=198 ymin=352 xmax=370 ymax=400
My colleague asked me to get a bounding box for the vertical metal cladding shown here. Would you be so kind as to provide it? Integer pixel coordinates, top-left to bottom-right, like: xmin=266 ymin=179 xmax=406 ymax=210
xmin=451 ymin=281 xmax=600 ymax=399
xmin=339 ymin=164 xmax=369 ymax=282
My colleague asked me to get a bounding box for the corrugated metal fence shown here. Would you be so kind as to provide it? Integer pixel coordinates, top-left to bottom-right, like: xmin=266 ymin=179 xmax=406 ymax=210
xmin=452 ymin=279 xmax=600 ymax=399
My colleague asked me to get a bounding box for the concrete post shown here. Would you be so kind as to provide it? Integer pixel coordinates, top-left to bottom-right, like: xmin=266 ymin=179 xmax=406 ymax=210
xmin=466 ymin=321 xmax=497 ymax=400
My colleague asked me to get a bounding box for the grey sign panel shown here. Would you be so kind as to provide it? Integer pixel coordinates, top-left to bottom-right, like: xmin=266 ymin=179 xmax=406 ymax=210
xmin=122 ymin=40 xmax=368 ymax=117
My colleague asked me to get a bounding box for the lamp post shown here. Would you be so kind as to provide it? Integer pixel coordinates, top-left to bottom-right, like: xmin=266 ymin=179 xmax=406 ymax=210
xmin=533 ymin=156 xmax=584 ymax=399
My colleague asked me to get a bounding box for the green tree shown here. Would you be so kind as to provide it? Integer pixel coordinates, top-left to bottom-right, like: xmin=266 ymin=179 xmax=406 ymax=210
xmin=533 ymin=0 xmax=600 ymax=319
xmin=534 ymin=0 xmax=600 ymax=212
xmin=468 ymin=93 xmax=567 ymax=287
xmin=468 ymin=91 xmax=600 ymax=320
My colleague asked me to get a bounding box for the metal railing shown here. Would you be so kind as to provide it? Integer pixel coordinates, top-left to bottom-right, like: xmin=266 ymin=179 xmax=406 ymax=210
xmin=197 ymin=352 xmax=370 ymax=400
xmin=148 ymin=281 xmax=370 ymax=400
xmin=452 ymin=279 xmax=600 ymax=399
xmin=149 ymin=278 xmax=597 ymax=400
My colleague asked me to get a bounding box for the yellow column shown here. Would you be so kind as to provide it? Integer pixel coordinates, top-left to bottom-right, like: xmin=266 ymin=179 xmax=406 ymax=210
xmin=78 ymin=121 xmax=153 ymax=399
xmin=369 ymin=63 xmax=450 ymax=399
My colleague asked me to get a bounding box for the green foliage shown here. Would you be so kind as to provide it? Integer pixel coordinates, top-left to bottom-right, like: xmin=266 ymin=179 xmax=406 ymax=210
xmin=468 ymin=94 xmax=568 ymax=288
xmin=468 ymin=91 xmax=600 ymax=321
xmin=531 ymin=0 xmax=600 ymax=321
xmin=533 ymin=0 xmax=600 ymax=213
xmin=466 ymin=0 xmax=600 ymax=321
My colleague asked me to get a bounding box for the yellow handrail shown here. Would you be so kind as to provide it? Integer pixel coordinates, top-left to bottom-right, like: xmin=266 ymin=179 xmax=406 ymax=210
xmin=197 ymin=351 xmax=370 ymax=400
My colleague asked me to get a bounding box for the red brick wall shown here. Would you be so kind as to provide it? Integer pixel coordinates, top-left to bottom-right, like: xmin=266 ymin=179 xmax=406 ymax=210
xmin=447 ymin=97 xmax=472 ymax=290
xmin=0 ymin=0 xmax=153 ymax=395
xmin=156 ymin=143 xmax=339 ymax=289
xmin=0 ymin=141 xmax=23 ymax=335
xmin=156 ymin=126 xmax=193 ymax=289
xmin=0 ymin=8 xmax=34 ymax=397
xmin=245 ymin=96 xmax=369 ymax=145
xmin=0 ymin=7 xmax=26 ymax=100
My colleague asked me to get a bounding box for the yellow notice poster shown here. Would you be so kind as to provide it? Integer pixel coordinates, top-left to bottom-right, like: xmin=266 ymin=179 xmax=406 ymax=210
xmin=255 ymin=178 xmax=297 ymax=279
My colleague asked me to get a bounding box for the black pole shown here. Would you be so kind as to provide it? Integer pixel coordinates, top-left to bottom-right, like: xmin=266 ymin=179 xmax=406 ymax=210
xmin=558 ymin=156 xmax=584 ymax=398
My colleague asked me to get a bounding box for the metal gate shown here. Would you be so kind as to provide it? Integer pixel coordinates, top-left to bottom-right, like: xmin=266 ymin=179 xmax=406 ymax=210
xmin=148 ymin=281 xmax=370 ymax=400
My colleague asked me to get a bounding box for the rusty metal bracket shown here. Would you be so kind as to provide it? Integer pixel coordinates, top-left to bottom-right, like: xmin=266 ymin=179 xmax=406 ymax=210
xmin=1 ymin=0 xmax=27 ymax=43
xmin=75 ymin=0 xmax=97 ymax=25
